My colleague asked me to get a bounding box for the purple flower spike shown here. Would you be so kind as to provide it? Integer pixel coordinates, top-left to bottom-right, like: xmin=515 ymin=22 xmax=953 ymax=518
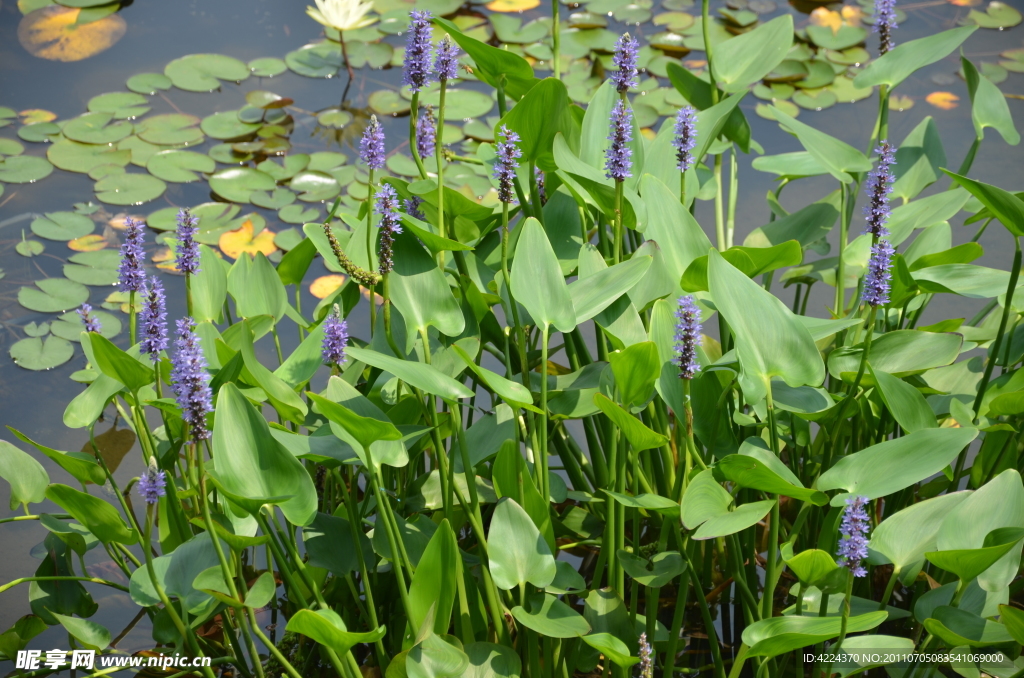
xmin=604 ymin=100 xmax=634 ymax=182
xmin=137 ymin=457 xmax=167 ymax=505
xmin=873 ymin=0 xmax=897 ymax=54
xmin=402 ymin=10 xmax=434 ymax=92
xmin=494 ymin=125 xmax=522 ymax=205
xmin=376 ymin=183 xmax=403 ymax=274
xmin=611 ymin=33 xmax=639 ymax=93
xmin=837 ymin=495 xmax=871 ymax=577
xmin=416 ymin=105 xmax=437 ymax=160
xmin=139 ymin=277 xmax=168 ymax=362
xmin=360 ymin=115 xmax=386 ymax=171
xmin=170 ymin=317 xmax=213 ymax=442
xmin=175 ymin=208 xmax=201 ymax=276
xmin=322 ymin=304 xmax=349 ymax=366
xmin=863 ymin=239 xmax=895 ymax=307
xmin=864 ymin=141 xmax=896 ymax=238
xmin=673 ymin=106 xmax=698 ymax=172
xmin=638 ymin=633 xmax=654 ymax=678
xmin=78 ymin=304 xmax=101 ymax=334
xmin=434 ymin=36 xmax=460 ymax=81
xmin=118 ymin=217 xmax=146 ymax=293
xmin=404 ymin=196 xmax=425 ymax=221
xmin=673 ymin=295 xmax=702 ymax=379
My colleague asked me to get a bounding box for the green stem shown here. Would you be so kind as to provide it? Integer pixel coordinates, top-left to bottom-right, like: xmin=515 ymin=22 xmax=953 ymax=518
xmin=702 ymin=0 xmax=718 ymax=102
xmin=955 ymin=136 xmax=982 ymax=179
xmin=367 ymin=169 xmax=377 ymax=334
xmin=836 ymin=182 xmax=849 ymax=317
xmin=879 ymin=567 xmax=900 ymax=611
xmin=409 ymin=92 xmax=429 ymax=180
xmin=714 ymin=154 xmax=725 ymax=251
xmin=551 ymin=0 xmax=561 ymax=79
xmin=727 ymin=145 xmax=738 ymax=249
xmin=129 ymin=290 xmax=136 ymax=346
xmin=539 ymin=324 xmax=551 ymax=503
xmin=0 ymin=576 xmax=128 ymax=595
xmin=614 ymin=180 xmax=624 ymax=263
xmin=762 ymin=386 xmax=782 ymax=621
xmin=823 ymin=574 xmax=855 ymax=678
xmin=435 ymin=80 xmax=449 ymax=269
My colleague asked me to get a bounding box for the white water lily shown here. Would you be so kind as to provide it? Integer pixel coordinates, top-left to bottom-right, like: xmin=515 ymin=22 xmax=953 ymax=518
xmin=306 ymin=0 xmax=376 ymax=32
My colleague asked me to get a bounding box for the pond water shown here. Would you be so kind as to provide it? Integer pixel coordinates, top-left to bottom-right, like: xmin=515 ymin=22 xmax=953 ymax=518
xmin=0 ymin=0 xmax=1023 ymax=663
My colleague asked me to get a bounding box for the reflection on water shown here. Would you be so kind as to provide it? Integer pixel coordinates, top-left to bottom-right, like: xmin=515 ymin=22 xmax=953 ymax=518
xmin=0 ymin=0 xmax=1023 ymax=658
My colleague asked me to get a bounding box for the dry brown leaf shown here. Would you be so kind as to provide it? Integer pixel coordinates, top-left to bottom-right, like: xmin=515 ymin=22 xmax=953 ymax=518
xmin=18 ymin=5 xmax=127 ymax=62
xmin=925 ymin=91 xmax=959 ymax=110
xmin=82 ymin=425 xmax=136 ymax=476
xmin=310 ymin=274 xmax=347 ymax=299
xmin=219 ymin=218 xmax=277 ymax=259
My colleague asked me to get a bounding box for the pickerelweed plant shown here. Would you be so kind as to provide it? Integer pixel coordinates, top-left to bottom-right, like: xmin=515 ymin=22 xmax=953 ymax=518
xmin=3 ymin=5 xmax=1024 ymax=678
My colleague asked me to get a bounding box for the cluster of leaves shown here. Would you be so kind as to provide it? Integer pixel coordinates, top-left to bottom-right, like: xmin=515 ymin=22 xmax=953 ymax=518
xmin=4 ymin=0 xmax=1024 ymax=677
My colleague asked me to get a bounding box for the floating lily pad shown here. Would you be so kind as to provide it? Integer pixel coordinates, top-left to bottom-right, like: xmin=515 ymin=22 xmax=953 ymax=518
xmin=18 ymin=277 xmax=90 ymax=313
xmin=824 ymin=46 xmax=869 ymax=66
xmin=258 ymin=154 xmax=311 ymax=181
xmin=17 ymin=121 xmax=60 ymax=143
xmin=310 ymin=274 xmax=347 ymax=299
xmin=419 ymin=89 xmax=495 ymax=120
xmin=568 ymin=11 xmax=607 ymax=29
xmin=792 ymin=88 xmax=838 ymax=110
xmin=94 ymin=173 xmax=167 ymax=205
xmin=806 ymin=24 xmax=867 ymax=51
xmin=614 ymin=4 xmax=653 ymax=23
xmin=756 ymin=100 xmax=799 ymax=119
xmin=346 ymin=41 xmax=394 ymax=69
xmin=50 ymin=309 xmax=120 ymax=341
xmin=16 ymin=238 xmax=44 ymax=257
xmin=829 ymin=75 xmax=873 ymax=103
xmin=114 ymin=136 xmax=164 ymax=167
xmin=143 ymin=149 xmax=214 ymax=183
xmin=17 ymin=5 xmax=126 ymax=62
xmin=10 ymin=335 xmax=74 ymax=371
xmin=209 ymin=167 xmax=277 ymax=203
xmin=136 ymin=113 xmax=204 ymax=146
xmin=386 ymin=153 xmax=421 ymax=177
xmin=148 ymin=202 xmax=240 ymax=233
xmin=23 ymin=322 xmax=49 ymax=338
xmin=0 ymin=155 xmax=53 ymax=183
xmin=200 ymin=111 xmax=261 ymax=140
xmin=47 ymin=138 xmax=128 ymax=173
xmin=278 ymin=204 xmax=321 ymax=224
xmin=889 ymin=94 xmax=914 ymax=112
xmin=490 ymin=14 xmax=550 ymax=43
xmin=208 ymin=143 xmax=254 ymax=164
xmin=0 ymin=138 xmax=26 ymax=159
xmin=307 ymin=152 xmax=347 ymax=173
xmin=164 ymin=53 xmax=250 ymax=92
xmin=317 ymin=108 xmax=353 ymax=129
xmin=251 ymin=187 xmax=297 ymax=209
xmin=765 ymin=59 xmax=808 ymax=83
xmin=753 ymin=82 xmax=795 ymax=100
xmin=290 ymin=170 xmax=341 ymax=201
xmin=31 ymin=212 xmax=94 ymax=241
xmin=218 ymin=218 xmax=277 ymax=259
xmin=965 ymin=1 xmax=1022 ymax=28
xmin=63 ymin=249 xmax=119 ymax=286
xmin=126 ymin=72 xmax=172 ymax=95
xmin=249 ymin=57 xmax=288 ymax=77
xmin=68 ymin=233 xmax=109 ymax=251
xmin=1000 ymin=47 xmax=1024 ymax=72
xmin=285 ymin=42 xmax=344 ymax=78
xmin=273 ymin=227 xmax=303 ymax=251
xmin=720 ymin=7 xmax=758 ymax=27
xmin=486 ymin=0 xmax=541 ymax=11
xmin=61 ymin=111 xmax=132 ymax=144
xmin=796 ymin=60 xmax=835 ymax=89
xmin=87 ymin=92 xmax=150 ymax=119
xmin=368 ymin=89 xmax=411 ymax=116
xmin=0 ymin=107 xmax=15 ymax=128
xmin=88 ymin=164 xmax=124 ymax=180
xmin=653 ymin=11 xmax=695 ymax=31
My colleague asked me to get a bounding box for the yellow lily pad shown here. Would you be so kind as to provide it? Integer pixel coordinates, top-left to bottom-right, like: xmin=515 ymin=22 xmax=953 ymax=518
xmin=18 ymin=5 xmax=126 ymax=62
xmin=486 ymin=0 xmax=540 ymax=12
xmin=310 ymin=274 xmax=348 ymax=299
xmin=219 ymin=218 xmax=277 ymax=259
xmin=67 ymin=234 xmax=108 ymax=251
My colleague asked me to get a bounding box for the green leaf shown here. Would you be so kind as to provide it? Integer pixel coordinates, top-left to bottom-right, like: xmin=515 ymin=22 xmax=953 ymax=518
xmin=511 ymin=592 xmax=591 ymax=638
xmin=604 ymin=490 xmax=680 ymax=516
xmin=9 ymin=427 xmax=105 ymax=485
xmin=51 ymin=612 xmax=110 ymax=650
xmin=781 ymin=547 xmax=841 ymax=588
xmin=285 ymin=608 xmax=386 ymax=656
xmin=18 ymin=278 xmax=89 ymax=313
xmin=617 ymin=550 xmax=686 ymax=588
xmin=389 ymin=230 xmax=465 ymax=346
xmin=682 ymin=241 xmax=803 ymax=292
xmin=314 ymin=377 xmax=409 ymax=469
xmin=303 ymin=511 xmax=371 ymax=575
xmin=944 ymin=171 xmax=1024 ymax=237
xmin=817 ymin=427 xmax=979 ymax=504
xmin=998 ymin=605 xmax=1024 ymax=645
xmin=742 ymin=612 xmax=888 ymax=658
xmin=243 ymin=571 xmax=276 ymax=609
xmin=409 ymin=519 xmax=460 ymax=637
xmin=307 ymin=389 xmax=400 ymax=450
xmin=94 ymin=173 xmax=167 ymax=206
xmin=593 ymin=393 xmax=668 ymax=451
xmin=664 ymin=65 xmax=750 ymax=153
xmin=568 ymin=255 xmax=651 ymax=325
xmin=828 ymin=330 xmax=962 ymax=378
xmin=434 ymin=18 xmax=538 ymax=100
xmin=870 ymin=367 xmax=936 ymax=432
xmin=708 ymin=249 xmax=824 ymax=404
xmin=580 ymin=633 xmax=638 ymax=669
xmin=192 ymin=245 xmax=227 ymax=323
xmin=498 ymin=78 xmax=576 ymax=170
xmin=714 ymin=454 xmax=828 ymax=505
xmin=346 ymin=346 xmax=474 ymax=401
xmin=236 ymin=320 xmax=307 ymax=424
xmin=511 ymin=218 xmax=576 ymax=332
xmin=227 ymin=252 xmax=288 ymax=320
xmin=764 ymin=105 xmax=872 ymax=183
xmin=463 ymin=642 xmax=523 ymax=678
xmin=0 ymin=439 xmax=49 ymax=510
xmin=407 ymin=635 xmax=469 ymax=678
xmin=712 ymin=15 xmax=794 ymax=93
xmin=31 ymin=212 xmax=94 ymax=241
xmin=487 ymin=498 xmax=557 ymax=590
xmin=891 ymin=117 xmax=947 ymax=202
xmin=45 ymin=484 xmax=137 ymax=545
xmin=9 ymin=335 xmax=74 ymax=371
xmin=926 ymin=527 xmax=1024 ymax=582
xmin=853 ymin=26 xmax=977 ymax=90
xmin=165 ymin=53 xmax=250 ymax=92
xmin=681 ymin=469 xmax=776 ymax=540
xmin=638 ymin=174 xmax=714 ymax=282
xmin=924 ymin=606 xmax=1015 ymax=648
xmin=451 ymin=345 xmax=538 ymax=411
xmin=608 ymin=341 xmax=660 ymax=408
xmin=89 ymin=333 xmax=153 ymax=392
xmin=209 ymin=383 xmax=318 ymax=526
xmin=744 ymin=200 xmax=839 ymax=249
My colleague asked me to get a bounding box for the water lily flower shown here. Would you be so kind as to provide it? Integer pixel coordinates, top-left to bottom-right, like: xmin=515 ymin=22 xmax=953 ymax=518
xmin=306 ymin=0 xmax=375 ymax=32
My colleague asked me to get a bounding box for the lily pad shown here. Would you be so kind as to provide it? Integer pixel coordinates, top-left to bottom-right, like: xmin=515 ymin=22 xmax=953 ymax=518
xmin=136 ymin=114 xmax=204 ymax=146
xmin=765 ymin=60 xmax=809 ymax=83
xmin=164 ymin=53 xmax=250 ymax=92
xmin=68 ymin=234 xmax=109 ymax=251
xmin=279 ymin=204 xmax=321 ymax=224
xmin=63 ymin=249 xmax=120 ymax=286
xmin=251 ymin=187 xmax=297 ymax=209
xmin=793 ymin=88 xmax=837 ymax=110
xmin=126 ymin=72 xmax=172 ymax=95
xmin=757 ymin=100 xmax=799 ymax=119
xmin=368 ymin=89 xmax=411 ymax=116
xmin=209 ymin=167 xmax=277 ymax=203
xmin=208 ymin=143 xmax=254 ymax=164
xmin=18 ymin=121 xmax=61 ymax=143
xmin=317 ymin=108 xmax=353 ymax=129
xmin=62 ymin=111 xmax=133 ymax=144
xmin=18 ymin=278 xmax=90 ymax=313
xmin=218 ymin=219 xmax=277 ymax=259
xmin=146 ymin=150 xmax=215 ymax=182
xmin=94 ymin=173 xmax=167 ymax=205
xmin=200 ymin=111 xmax=261 ymax=140
xmin=806 ymin=25 xmax=867 ymax=51
xmin=0 ymin=138 xmax=25 ymax=159
xmin=0 ymin=155 xmax=53 ymax=182
xmin=116 ymin=136 xmax=166 ymax=167
xmin=10 ymin=335 xmax=74 ymax=371
xmin=31 ymin=212 xmax=94 ymax=241
xmin=285 ymin=42 xmax=344 ymax=78
xmin=87 ymin=92 xmax=150 ymax=119
xmin=249 ymin=57 xmax=288 ymax=77
xmin=16 ymin=238 xmax=44 ymax=257
xmin=289 ymin=170 xmax=341 ymax=201
xmin=965 ymin=2 xmax=1022 ymax=29
xmin=147 ymin=202 xmax=240 ymax=232
xmin=829 ymin=75 xmax=874 ymax=103
xmin=653 ymin=11 xmax=696 ymax=31
xmin=47 ymin=138 xmax=129 ymax=174
xmin=17 ymin=5 xmax=126 ymax=62
xmin=419 ymin=89 xmax=495 ymax=120
xmin=490 ymin=14 xmax=550 ymax=43
xmin=795 ymin=60 xmax=836 ymax=89
xmin=1000 ymin=47 xmax=1024 ymax=72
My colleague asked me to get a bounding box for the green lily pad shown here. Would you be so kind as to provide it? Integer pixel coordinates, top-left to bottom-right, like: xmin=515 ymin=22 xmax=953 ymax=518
xmin=307 ymin=152 xmax=347 ymax=173
xmin=148 ymin=202 xmax=240 ymax=232
xmin=345 ymin=41 xmax=394 ymax=69
xmin=87 ymin=92 xmax=150 ymax=119
xmin=490 ymin=15 xmax=550 ymax=43
xmin=165 ymin=53 xmax=250 ymax=92
xmin=0 ymin=138 xmax=25 ymax=158
xmin=16 ymin=238 xmax=44 ymax=257
xmin=50 ymin=309 xmax=120 ymax=341
xmin=249 ymin=57 xmax=288 ymax=77
xmin=0 ymin=107 xmax=15 ymax=128
xmin=653 ymin=11 xmax=695 ymax=31
xmin=10 ymin=336 xmax=74 ymax=371
xmin=18 ymin=278 xmax=90 ymax=313
xmin=146 ymin=149 xmax=215 ymax=182
xmin=753 ymin=82 xmax=795 ymax=100
xmin=0 ymin=155 xmax=53 ymax=183
xmin=765 ymin=59 xmax=808 ymax=83
xmin=720 ymin=7 xmax=758 ymax=27
xmin=114 ymin=136 xmax=163 ymax=167
xmin=209 ymin=167 xmax=276 ymax=203
xmin=756 ymin=100 xmax=799 ymax=119
xmin=290 ymin=170 xmax=340 ymax=201
xmin=31 ymin=212 xmax=94 ymax=241
xmin=126 ymin=72 xmax=172 ymax=95
xmin=88 ymin=164 xmax=124 ymax=180
xmin=23 ymin=322 xmax=49 ymax=338
xmin=419 ymin=89 xmax=494 ymax=120
xmin=1000 ymin=47 xmax=1024 ymax=72
xmin=317 ymin=109 xmax=353 ymax=129
xmin=965 ymin=2 xmax=1022 ymax=29
xmin=258 ymin=154 xmax=311 ymax=181
xmin=251 ymin=187 xmax=297 ymax=209
xmin=47 ymin=139 xmax=129 ymax=174
xmin=368 ymin=89 xmax=410 ymax=116
xmin=18 ymin=122 xmax=61 ymax=143
xmin=806 ymin=25 xmax=867 ymax=51
xmin=62 ymin=112 xmax=133 ymax=144
xmin=278 ymin=204 xmax=321 ymax=224
xmin=94 ymin=173 xmax=167 ymax=205
xmin=63 ymin=250 xmax=120 ymax=286
xmin=136 ymin=114 xmax=204 ymax=146
xmin=824 ymin=46 xmax=870 ymax=66
xmin=829 ymin=75 xmax=874 ymax=103
xmin=795 ymin=60 xmax=835 ymax=89
xmin=386 ymin=153 xmax=421 ymax=177
xmin=614 ymin=4 xmax=652 ymax=23
xmin=648 ymin=31 xmax=690 ymax=54
xmin=792 ymin=88 xmax=837 ymax=110
xmin=568 ymin=11 xmax=607 ymax=28
xmin=208 ymin=144 xmax=254 ymax=164
xmin=200 ymin=111 xmax=261 ymax=140
xmin=285 ymin=42 xmax=344 ymax=78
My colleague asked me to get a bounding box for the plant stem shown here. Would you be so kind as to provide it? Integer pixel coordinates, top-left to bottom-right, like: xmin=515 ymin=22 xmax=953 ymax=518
xmin=836 ymin=182 xmax=848 ymax=317
xmin=435 ymin=79 xmax=449 ymax=269
xmin=552 ymin=0 xmax=561 ymax=79
xmin=409 ymin=92 xmax=429 ymax=180
xmin=366 ymin=169 xmax=377 ymax=334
